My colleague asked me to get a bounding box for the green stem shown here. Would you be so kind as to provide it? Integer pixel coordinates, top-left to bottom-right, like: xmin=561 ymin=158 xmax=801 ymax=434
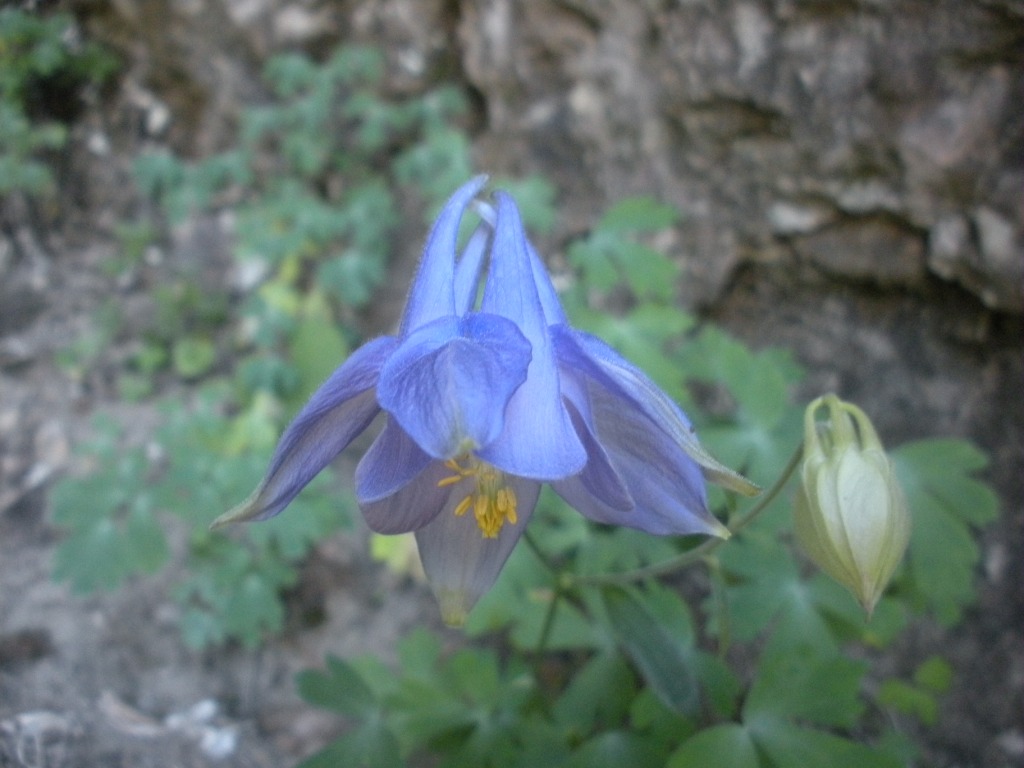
xmin=523 ymin=530 xmax=561 ymax=655
xmin=571 ymin=442 xmax=804 ymax=587
xmin=706 ymin=555 xmax=731 ymax=657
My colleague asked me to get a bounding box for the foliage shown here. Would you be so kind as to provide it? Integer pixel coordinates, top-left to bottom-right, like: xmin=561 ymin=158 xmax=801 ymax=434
xmin=52 ymin=386 xmax=350 ymax=649
xmin=892 ymin=440 xmax=999 ymax=625
xmin=0 ymin=7 xmax=116 ymax=197
xmin=132 ymin=45 xmax=471 ymax=336
xmin=298 ymin=196 xmax=999 ymax=767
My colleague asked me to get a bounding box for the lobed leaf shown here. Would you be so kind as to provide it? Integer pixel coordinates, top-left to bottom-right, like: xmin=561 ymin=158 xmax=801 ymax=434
xmin=601 ymin=586 xmax=699 ymax=716
xmin=893 ymin=439 xmax=999 ymax=625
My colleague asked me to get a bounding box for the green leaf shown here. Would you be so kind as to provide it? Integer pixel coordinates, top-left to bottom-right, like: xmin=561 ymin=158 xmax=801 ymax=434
xmin=296 ymin=717 xmax=402 ymax=768
xmin=567 ymin=731 xmax=666 ymax=768
xmin=568 ymin=201 xmax=681 ymax=302
xmin=289 ymin=296 xmax=349 ymax=400
xmin=506 ymin=717 xmax=572 ymax=768
xmin=618 ymin=242 xmax=678 ymax=301
xmin=394 ymin=127 xmax=474 ymax=209
xmin=893 ymin=439 xmax=999 ymax=624
xmin=744 ymin=648 xmax=866 ymax=729
xmin=598 ymin=197 xmax=678 ymax=233
xmin=222 ymin=571 xmax=286 ymax=647
xmin=124 ymin=504 xmax=172 ymax=574
xmin=52 ymin=495 xmax=169 ymax=594
xmin=447 ymin=647 xmax=502 ymax=706
xmin=629 ymin=688 xmax=697 ymax=747
xmin=914 ymin=655 xmax=953 ymax=693
xmin=749 ymin=720 xmax=901 ymax=768
xmin=53 ymin=518 xmax=134 ymax=593
xmin=715 ymin=534 xmax=837 ymax=654
xmin=396 ymin=628 xmax=442 ymax=679
xmin=877 ymin=655 xmax=953 ymax=727
xmin=877 ymin=679 xmax=939 ymax=726
xmin=388 ymin=678 xmax=476 ymax=746
xmin=601 ymin=586 xmax=699 ymax=716
xmin=553 ymin=652 xmax=635 ymax=734
xmin=692 ymin=651 xmax=742 ymax=719
xmin=297 ymin=656 xmax=377 ymax=716
xmin=568 ymin=236 xmax=619 ymax=294
xmin=668 ymin=724 xmax=760 ymax=768
xmin=179 ymin=606 xmax=224 ymax=650
xmin=806 ymin=575 xmax=908 ymax=649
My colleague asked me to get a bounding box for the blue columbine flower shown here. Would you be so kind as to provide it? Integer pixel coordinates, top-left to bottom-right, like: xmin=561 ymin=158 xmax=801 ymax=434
xmin=215 ymin=176 xmax=757 ymax=625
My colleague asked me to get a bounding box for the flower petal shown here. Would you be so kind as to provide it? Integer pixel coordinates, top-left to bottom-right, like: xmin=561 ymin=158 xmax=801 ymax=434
xmin=355 ymin=417 xmax=433 ymax=504
xmin=377 ymin=313 xmax=532 ymax=459
xmin=552 ymin=326 xmax=760 ymax=497
xmin=555 ymin=382 xmax=725 ymax=536
xmin=400 ymin=175 xmax=488 ymax=334
xmin=476 ymin=192 xmax=586 ymax=480
xmin=212 ymin=335 xmax=398 ymax=527
xmin=415 ymin=476 xmax=542 ymax=626
xmin=527 ymin=239 xmax=567 ymax=325
xmin=359 ymin=458 xmax=455 ymax=534
xmin=454 ymin=224 xmax=490 ymax=314
xmin=557 ymin=375 xmax=633 ymax=512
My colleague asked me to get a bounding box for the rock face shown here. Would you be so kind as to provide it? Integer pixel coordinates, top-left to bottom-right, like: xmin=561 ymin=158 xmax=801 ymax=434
xmin=76 ymin=0 xmax=1021 ymax=310
xmin=456 ymin=0 xmax=1023 ymax=311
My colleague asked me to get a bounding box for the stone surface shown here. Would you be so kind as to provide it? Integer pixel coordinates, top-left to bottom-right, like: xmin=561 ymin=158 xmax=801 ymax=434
xmin=72 ymin=0 xmax=1022 ymax=309
xmin=456 ymin=0 xmax=1023 ymax=311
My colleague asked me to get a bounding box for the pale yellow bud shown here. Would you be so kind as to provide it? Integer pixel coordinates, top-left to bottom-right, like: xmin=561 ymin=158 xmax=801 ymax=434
xmin=793 ymin=395 xmax=910 ymax=616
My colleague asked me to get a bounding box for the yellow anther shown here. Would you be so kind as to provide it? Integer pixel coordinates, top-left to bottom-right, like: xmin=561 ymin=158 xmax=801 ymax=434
xmin=453 ymin=495 xmax=473 ymax=517
xmin=436 ymin=455 xmax=518 ymax=539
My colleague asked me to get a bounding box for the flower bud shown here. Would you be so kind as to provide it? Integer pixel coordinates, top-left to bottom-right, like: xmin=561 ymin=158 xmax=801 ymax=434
xmin=793 ymin=395 xmax=910 ymax=616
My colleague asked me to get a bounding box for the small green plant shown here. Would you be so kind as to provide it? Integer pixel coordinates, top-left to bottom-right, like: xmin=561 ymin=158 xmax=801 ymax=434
xmin=52 ymin=385 xmax=350 ymax=649
xmin=0 ymin=7 xmax=116 ymax=198
xmin=133 ymin=45 xmax=472 ymax=340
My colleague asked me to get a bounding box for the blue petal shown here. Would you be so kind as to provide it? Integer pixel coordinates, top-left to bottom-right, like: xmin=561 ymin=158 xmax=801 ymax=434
xmin=555 ymin=383 xmax=723 ymax=536
xmin=552 ymin=326 xmax=759 ymax=497
xmin=454 ymin=225 xmax=490 ymax=314
xmin=415 ymin=477 xmax=542 ymax=626
xmin=551 ymin=327 xmax=728 ymax=536
xmin=355 ymin=417 xmax=433 ymax=504
xmin=359 ymin=458 xmax=455 ymax=534
xmin=476 ymin=193 xmax=586 ymax=480
xmin=377 ymin=313 xmax=532 ymax=459
xmin=478 ymin=195 xmax=564 ymax=324
xmin=211 ymin=335 xmax=398 ymax=527
xmin=558 ymin=391 xmax=634 ymax=513
xmin=400 ymin=176 xmax=488 ymax=334
xmin=527 ymin=239 xmax=567 ymax=325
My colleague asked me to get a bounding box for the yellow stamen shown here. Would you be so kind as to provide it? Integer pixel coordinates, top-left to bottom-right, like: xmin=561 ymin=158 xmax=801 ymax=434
xmin=454 ymin=495 xmax=473 ymax=517
xmin=437 ymin=455 xmax=519 ymax=539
